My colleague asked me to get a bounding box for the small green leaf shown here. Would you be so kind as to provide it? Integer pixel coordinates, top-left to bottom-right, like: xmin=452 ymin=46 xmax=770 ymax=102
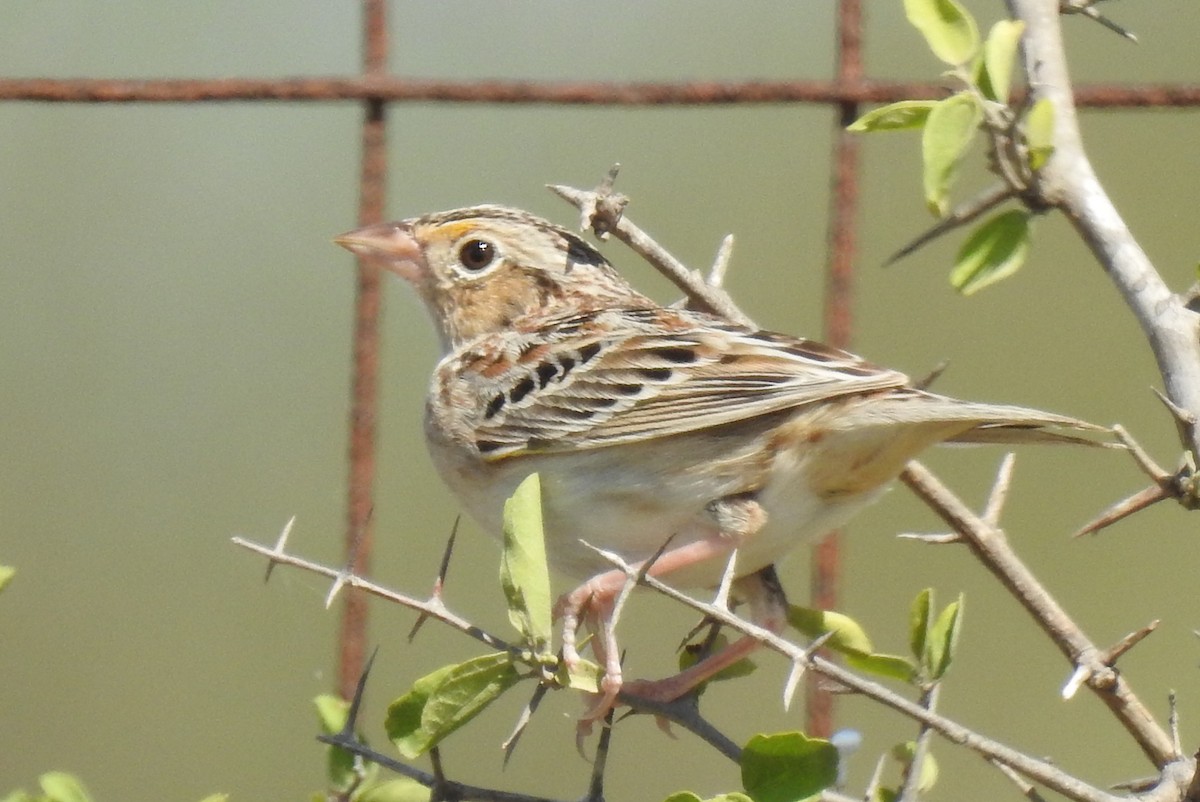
xmin=847 ymin=101 xmax=936 ymax=132
xmin=558 ymin=656 xmax=603 ymax=694
xmin=314 ymin=693 xmax=349 ymax=734
xmin=38 ymin=774 xmax=92 ymax=802
xmin=926 ymin=595 xmax=964 ymax=679
xmin=921 ymin=92 xmax=982 ymax=216
xmin=983 ymin=19 xmax=1025 ymax=104
xmin=662 ymin=794 xmax=705 ymax=802
xmin=909 ymin=588 xmax=933 ymax=662
xmin=741 ymin=733 xmax=839 ymax=802
xmin=950 ymin=210 xmax=1031 ymax=295
xmin=663 ymin=794 xmax=753 ymax=802
xmin=891 ymin=742 xmax=940 ymax=792
xmin=787 ymin=604 xmax=873 ymax=655
xmin=500 ymin=473 xmax=552 ymax=655
xmin=196 ymin=796 xmax=230 ymax=802
xmin=387 ymin=653 xmax=522 ymax=758
xmin=1025 ymin=96 xmax=1056 ymax=170
xmin=357 ymin=778 xmax=433 ymax=802
xmin=789 ymin=604 xmax=914 ymax=681
xmin=904 ymin=0 xmax=980 ymax=66
xmin=845 ymin=652 xmax=918 ymax=683
xmin=0 ymin=565 xmax=14 ymax=594
xmin=314 ymin=694 xmax=361 ymax=790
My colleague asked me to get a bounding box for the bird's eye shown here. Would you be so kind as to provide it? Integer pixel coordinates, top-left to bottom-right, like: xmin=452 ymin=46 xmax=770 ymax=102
xmin=458 ymin=239 xmax=496 ymax=271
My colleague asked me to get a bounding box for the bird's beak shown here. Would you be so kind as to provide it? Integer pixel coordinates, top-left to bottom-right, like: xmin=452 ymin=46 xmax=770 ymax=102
xmin=334 ymin=222 xmax=424 ymax=282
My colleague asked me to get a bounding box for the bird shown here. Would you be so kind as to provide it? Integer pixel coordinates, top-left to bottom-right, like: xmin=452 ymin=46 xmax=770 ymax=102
xmin=335 ymin=204 xmax=1103 ymax=716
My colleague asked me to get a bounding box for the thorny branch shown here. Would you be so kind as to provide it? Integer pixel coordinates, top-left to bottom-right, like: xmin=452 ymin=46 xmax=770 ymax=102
xmin=1007 ymin=0 xmax=1200 ymax=488
xmin=899 ymin=462 xmax=1176 ymax=767
xmin=548 ymin=171 xmax=1186 ymax=795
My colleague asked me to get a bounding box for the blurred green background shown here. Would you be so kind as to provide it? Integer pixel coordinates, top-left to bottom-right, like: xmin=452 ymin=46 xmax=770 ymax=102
xmin=2 ymin=2 xmax=1199 ymax=800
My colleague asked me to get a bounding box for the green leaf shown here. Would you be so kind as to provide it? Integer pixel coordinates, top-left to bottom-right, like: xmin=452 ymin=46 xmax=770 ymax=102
xmin=196 ymin=796 xmax=230 ymax=802
xmin=950 ymin=210 xmax=1031 ymax=295
xmin=909 ymin=588 xmax=933 ymax=662
xmin=903 ymin=0 xmax=980 ymax=66
xmin=1025 ymin=97 xmax=1056 ymax=170
xmin=845 ymin=652 xmax=917 ymax=683
xmin=921 ymin=92 xmax=982 ymax=216
xmin=558 ymin=655 xmax=603 ymax=694
xmin=314 ymin=693 xmax=349 ymax=734
xmin=983 ymin=19 xmax=1025 ymax=104
xmin=663 ymin=795 xmax=706 ymax=802
xmin=313 ymin=694 xmax=361 ymax=790
xmin=787 ymin=604 xmax=873 ymax=655
xmin=387 ymin=653 xmax=522 ymax=758
xmin=37 ymin=774 xmax=92 ymax=802
xmin=891 ymin=742 xmax=940 ymax=793
xmin=0 ymin=565 xmax=14 ymax=594
xmin=847 ymin=101 xmax=936 ymax=133
xmin=357 ymin=778 xmax=433 ymax=802
xmin=789 ymin=604 xmax=915 ymax=681
xmin=663 ymin=794 xmax=753 ymax=802
xmin=500 ymin=473 xmax=552 ymax=655
xmin=741 ymin=733 xmax=839 ymax=802
xmin=926 ymin=595 xmax=964 ymax=679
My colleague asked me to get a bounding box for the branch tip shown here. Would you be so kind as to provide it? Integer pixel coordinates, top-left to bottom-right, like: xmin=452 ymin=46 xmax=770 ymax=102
xmin=709 ymin=234 xmax=735 ymax=288
xmin=1062 ymin=665 xmax=1090 ymax=700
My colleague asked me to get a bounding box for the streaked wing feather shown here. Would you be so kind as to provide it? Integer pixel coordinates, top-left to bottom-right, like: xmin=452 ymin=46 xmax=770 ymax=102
xmin=464 ymin=309 xmax=911 ymax=459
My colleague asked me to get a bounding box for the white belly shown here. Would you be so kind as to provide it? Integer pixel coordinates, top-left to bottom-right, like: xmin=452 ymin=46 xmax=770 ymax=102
xmin=427 ymin=420 xmax=890 ymax=589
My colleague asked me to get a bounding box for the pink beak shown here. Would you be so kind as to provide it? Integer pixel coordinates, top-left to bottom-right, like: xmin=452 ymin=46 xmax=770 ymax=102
xmin=334 ymin=222 xmax=424 ymax=282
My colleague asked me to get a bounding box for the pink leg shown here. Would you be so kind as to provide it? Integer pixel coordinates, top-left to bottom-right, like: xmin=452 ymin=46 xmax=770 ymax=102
xmin=622 ymin=566 xmax=788 ymax=704
xmin=555 ymin=496 xmax=775 ymax=720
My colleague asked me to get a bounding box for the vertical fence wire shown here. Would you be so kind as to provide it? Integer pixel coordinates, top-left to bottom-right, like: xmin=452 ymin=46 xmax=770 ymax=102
xmin=807 ymin=0 xmax=865 ymax=738
xmin=339 ymin=0 xmax=389 ymax=701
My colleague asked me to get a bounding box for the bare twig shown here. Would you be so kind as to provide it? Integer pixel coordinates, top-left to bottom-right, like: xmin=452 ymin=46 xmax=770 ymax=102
xmin=900 ymin=461 xmax=1176 ymax=767
xmin=1074 ymin=484 xmax=1171 ymax=539
xmin=1059 ymin=0 xmax=1138 ymax=41
xmin=992 ymin=758 xmax=1051 ymax=802
xmin=261 ymin=515 xmax=296 ymax=582
xmin=896 ymin=531 xmax=961 ymax=544
xmin=885 ymin=183 xmax=1015 ymax=266
xmin=1099 ymin=621 xmax=1160 ymax=666
xmin=548 ymin=179 xmax=756 ymax=327
xmin=983 ymin=453 xmax=1018 ymax=526
xmin=709 ymin=234 xmax=735 ymax=288
xmin=410 ymin=518 xmax=461 ymax=641
xmin=897 ymin=685 xmax=939 ymax=802
xmin=232 ymin=531 xmax=519 ymax=656
xmin=585 ymin=708 xmax=615 ymax=802
xmin=1008 ymin=0 xmax=1200 ymax=466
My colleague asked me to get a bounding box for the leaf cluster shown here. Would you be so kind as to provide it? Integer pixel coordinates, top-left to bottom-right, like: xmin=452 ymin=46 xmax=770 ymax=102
xmin=849 ymin=0 xmax=1057 ymax=294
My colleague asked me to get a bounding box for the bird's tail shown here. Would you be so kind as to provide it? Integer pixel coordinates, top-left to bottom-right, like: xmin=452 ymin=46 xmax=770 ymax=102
xmin=851 ymin=393 xmax=1111 ymax=447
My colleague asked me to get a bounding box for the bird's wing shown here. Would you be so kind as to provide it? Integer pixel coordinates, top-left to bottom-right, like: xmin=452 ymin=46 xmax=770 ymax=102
xmin=438 ymin=307 xmax=913 ymax=460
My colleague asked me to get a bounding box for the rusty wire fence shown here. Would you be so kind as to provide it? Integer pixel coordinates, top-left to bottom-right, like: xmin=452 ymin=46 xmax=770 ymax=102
xmin=11 ymin=0 xmax=1198 ymax=743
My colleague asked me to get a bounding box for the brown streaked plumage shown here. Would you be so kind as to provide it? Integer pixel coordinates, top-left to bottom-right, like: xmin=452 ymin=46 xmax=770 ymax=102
xmin=336 ymin=204 xmax=1106 ymax=718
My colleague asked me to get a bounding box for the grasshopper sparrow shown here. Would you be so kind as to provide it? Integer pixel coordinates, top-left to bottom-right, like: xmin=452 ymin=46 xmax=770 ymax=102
xmin=337 ymin=205 xmax=1101 ymax=714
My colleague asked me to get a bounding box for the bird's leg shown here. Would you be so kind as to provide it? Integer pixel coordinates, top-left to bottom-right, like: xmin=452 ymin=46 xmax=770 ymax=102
xmin=555 ymin=495 xmax=772 ymax=720
xmin=621 ymin=565 xmax=787 ymax=704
